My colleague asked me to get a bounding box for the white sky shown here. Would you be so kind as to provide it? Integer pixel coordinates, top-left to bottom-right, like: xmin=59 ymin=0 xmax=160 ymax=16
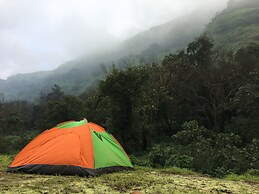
xmin=0 ymin=0 xmax=228 ymax=79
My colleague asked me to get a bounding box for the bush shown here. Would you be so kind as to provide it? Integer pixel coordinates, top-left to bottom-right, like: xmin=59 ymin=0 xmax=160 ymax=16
xmin=172 ymin=120 xmax=211 ymax=145
xmin=0 ymin=136 xmax=8 ymax=154
xmin=129 ymin=154 xmax=151 ymax=167
xmin=149 ymin=144 xmax=171 ymax=167
xmin=165 ymin=154 xmax=194 ymax=169
xmin=245 ymin=169 xmax=259 ymax=176
xmin=0 ymin=131 xmax=38 ymax=154
xmin=149 ymin=120 xmax=259 ymax=177
xmin=246 ymin=139 xmax=259 ymax=169
xmin=149 ymin=144 xmax=194 ymax=169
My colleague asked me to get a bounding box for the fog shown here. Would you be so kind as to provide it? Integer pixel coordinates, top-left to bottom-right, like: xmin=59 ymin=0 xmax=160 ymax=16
xmin=0 ymin=0 xmax=228 ymax=79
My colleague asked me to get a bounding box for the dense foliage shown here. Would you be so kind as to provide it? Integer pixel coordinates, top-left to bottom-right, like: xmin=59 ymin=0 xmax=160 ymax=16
xmin=149 ymin=120 xmax=259 ymax=177
xmin=0 ymin=36 xmax=258 ymax=177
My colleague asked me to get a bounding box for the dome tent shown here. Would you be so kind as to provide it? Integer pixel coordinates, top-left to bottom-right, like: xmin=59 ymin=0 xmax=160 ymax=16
xmin=7 ymin=119 xmax=133 ymax=176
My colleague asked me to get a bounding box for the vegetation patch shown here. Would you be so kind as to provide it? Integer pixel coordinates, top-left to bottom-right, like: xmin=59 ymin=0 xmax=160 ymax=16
xmin=0 ymin=169 xmax=258 ymax=193
xmin=0 ymin=156 xmax=258 ymax=193
xmin=0 ymin=155 xmax=13 ymax=171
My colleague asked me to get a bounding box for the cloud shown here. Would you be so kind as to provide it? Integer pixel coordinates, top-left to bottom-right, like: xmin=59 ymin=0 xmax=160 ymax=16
xmin=0 ymin=0 xmax=228 ymax=79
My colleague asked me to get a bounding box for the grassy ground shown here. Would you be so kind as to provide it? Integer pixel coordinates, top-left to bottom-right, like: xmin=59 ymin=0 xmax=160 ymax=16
xmin=0 ymin=155 xmax=259 ymax=193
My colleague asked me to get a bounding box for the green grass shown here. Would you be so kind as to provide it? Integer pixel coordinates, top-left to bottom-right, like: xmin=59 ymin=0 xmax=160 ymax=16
xmin=226 ymin=173 xmax=259 ymax=183
xmin=0 ymin=155 xmax=13 ymax=171
xmin=0 ymin=155 xmax=258 ymax=193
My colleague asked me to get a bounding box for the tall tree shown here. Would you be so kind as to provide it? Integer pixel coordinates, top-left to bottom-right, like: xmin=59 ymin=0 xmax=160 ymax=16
xmin=99 ymin=66 xmax=148 ymax=151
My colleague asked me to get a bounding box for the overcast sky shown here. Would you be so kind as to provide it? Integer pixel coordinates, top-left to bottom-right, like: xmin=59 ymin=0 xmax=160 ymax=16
xmin=0 ymin=0 xmax=228 ymax=79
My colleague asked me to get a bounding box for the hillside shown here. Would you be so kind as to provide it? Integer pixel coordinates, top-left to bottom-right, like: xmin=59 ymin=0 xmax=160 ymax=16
xmin=120 ymin=10 xmax=214 ymax=62
xmin=206 ymin=0 xmax=259 ymax=50
xmin=0 ymin=10 xmax=215 ymax=101
xmin=2 ymin=0 xmax=259 ymax=101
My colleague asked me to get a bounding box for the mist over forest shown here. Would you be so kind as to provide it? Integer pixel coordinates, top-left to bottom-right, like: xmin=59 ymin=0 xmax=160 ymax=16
xmin=0 ymin=0 xmax=228 ymax=100
xmin=0 ymin=0 xmax=227 ymax=78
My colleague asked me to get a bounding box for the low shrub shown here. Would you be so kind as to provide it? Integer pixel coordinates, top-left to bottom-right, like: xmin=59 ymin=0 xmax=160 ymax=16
xmin=165 ymin=154 xmax=194 ymax=169
xmin=0 ymin=131 xmax=38 ymax=154
xmin=129 ymin=154 xmax=151 ymax=167
xmin=149 ymin=120 xmax=259 ymax=177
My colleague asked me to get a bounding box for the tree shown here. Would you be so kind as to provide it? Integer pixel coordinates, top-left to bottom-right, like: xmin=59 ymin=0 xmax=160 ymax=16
xmin=98 ymin=65 xmax=149 ymax=151
xmin=161 ymin=36 xmax=259 ymax=132
xmin=32 ymin=84 xmax=81 ymax=130
xmin=46 ymin=95 xmax=83 ymax=127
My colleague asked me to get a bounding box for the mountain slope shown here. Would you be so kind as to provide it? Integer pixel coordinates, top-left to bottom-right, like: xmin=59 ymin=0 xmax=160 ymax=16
xmin=0 ymin=10 xmax=213 ymax=101
xmin=3 ymin=1 xmax=259 ymax=101
xmin=120 ymin=10 xmax=214 ymax=62
xmin=206 ymin=0 xmax=259 ymax=50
